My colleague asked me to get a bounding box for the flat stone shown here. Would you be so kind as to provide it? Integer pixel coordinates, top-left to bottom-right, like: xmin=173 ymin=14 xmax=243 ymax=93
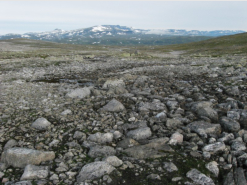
xmin=77 ymin=161 xmax=115 ymax=182
xmin=1 ymin=147 xmax=55 ymax=168
xmin=187 ymin=121 xmax=221 ymax=138
xmin=31 ymin=117 xmax=51 ymax=131
xmin=21 ymin=165 xmax=49 ymax=180
xmin=102 ymin=79 xmax=125 ymax=89
xmin=88 ymin=145 xmax=116 ymax=158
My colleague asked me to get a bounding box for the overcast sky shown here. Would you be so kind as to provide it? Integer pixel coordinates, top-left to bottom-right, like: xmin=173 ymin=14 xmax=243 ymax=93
xmin=0 ymin=1 xmax=247 ymax=35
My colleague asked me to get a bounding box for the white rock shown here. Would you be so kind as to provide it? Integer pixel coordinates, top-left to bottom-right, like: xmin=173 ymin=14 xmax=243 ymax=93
xmin=103 ymin=79 xmax=125 ymax=89
xmin=101 ymin=99 xmax=125 ymax=112
xmin=61 ymin=109 xmax=72 ymax=116
xmin=186 ymin=169 xmax=215 ymax=185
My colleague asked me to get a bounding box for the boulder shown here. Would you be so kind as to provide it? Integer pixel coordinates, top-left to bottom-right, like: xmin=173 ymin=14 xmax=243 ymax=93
xmin=87 ymin=132 xmax=113 ymax=144
xmin=103 ymin=156 xmax=123 ymax=167
xmin=202 ymin=142 xmax=226 ymax=154
xmin=3 ymin=139 xmax=18 ymax=151
xmin=163 ymin=162 xmax=178 ymax=172
xmin=205 ymin=161 xmax=219 ymax=177
xmin=1 ymin=148 xmax=55 ymax=168
xmin=186 ymin=168 xmax=215 ymax=185
xmin=126 ymin=127 xmax=152 ymax=140
xmin=20 ymin=165 xmax=49 ymax=180
xmin=66 ymin=87 xmax=91 ymax=99
xmin=169 ymin=132 xmax=183 ymax=145
xmin=190 ymin=101 xmax=218 ymax=122
xmin=77 ymin=161 xmax=115 ymax=182
xmin=100 ymin=99 xmax=125 ymax=112
xmin=220 ymin=117 xmax=240 ymax=132
xmin=88 ymin=145 xmax=116 ymax=158
xmin=187 ymin=121 xmax=221 ymax=138
xmin=31 ymin=117 xmax=51 ymax=131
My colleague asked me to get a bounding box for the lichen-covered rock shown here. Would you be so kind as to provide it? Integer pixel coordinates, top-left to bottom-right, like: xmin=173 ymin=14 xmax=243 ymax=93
xmin=169 ymin=132 xmax=183 ymax=145
xmin=103 ymin=156 xmax=123 ymax=167
xmin=220 ymin=117 xmax=240 ymax=132
xmin=205 ymin=161 xmax=219 ymax=177
xmin=163 ymin=162 xmax=178 ymax=172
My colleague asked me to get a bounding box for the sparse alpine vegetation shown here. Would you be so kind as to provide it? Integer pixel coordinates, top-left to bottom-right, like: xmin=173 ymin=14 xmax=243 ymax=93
xmin=0 ymin=34 xmax=247 ymax=185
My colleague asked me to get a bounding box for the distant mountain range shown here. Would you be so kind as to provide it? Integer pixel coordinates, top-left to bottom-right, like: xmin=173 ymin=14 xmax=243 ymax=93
xmin=0 ymin=25 xmax=245 ymax=45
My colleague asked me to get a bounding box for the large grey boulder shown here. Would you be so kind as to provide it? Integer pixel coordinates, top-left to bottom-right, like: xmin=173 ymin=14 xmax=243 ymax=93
xmin=31 ymin=117 xmax=51 ymax=131
xmin=202 ymin=142 xmax=226 ymax=154
xmin=20 ymin=165 xmax=49 ymax=180
xmin=187 ymin=121 xmax=221 ymax=138
xmin=186 ymin=169 xmax=215 ymax=185
xmin=1 ymin=148 xmax=55 ymax=168
xmin=66 ymin=87 xmax=91 ymax=99
xmin=100 ymin=99 xmax=125 ymax=112
xmin=77 ymin=161 xmax=115 ymax=182
xmin=88 ymin=145 xmax=116 ymax=158
xmin=87 ymin=132 xmax=113 ymax=144
xmin=220 ymin=117 xmax=240 ymax=132
xmin=126 ymin=127 xmax=152 ymax=140
xmin=231 ymin=141 xmax=246 ymax=151
xmin=190 ymin=101 xmax=218 ymax=122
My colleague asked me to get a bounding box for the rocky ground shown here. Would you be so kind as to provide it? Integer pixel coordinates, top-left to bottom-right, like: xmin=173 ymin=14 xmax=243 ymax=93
xmin=0 ymin=40 xmax=247 ymax=185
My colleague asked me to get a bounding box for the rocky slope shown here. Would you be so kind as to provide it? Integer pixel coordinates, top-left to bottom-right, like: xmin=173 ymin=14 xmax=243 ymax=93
xmin=0 ymin=40 xmax=247 ymax=185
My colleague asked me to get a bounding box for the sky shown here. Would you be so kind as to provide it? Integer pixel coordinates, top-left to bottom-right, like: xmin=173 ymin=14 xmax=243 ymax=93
xmin=0 ymin=1 xmax=247 ymax=35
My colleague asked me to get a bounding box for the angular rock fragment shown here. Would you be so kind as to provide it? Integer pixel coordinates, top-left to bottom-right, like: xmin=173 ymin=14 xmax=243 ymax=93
xmin=100 ymin=99 xmax=125 ymax=112
xmin=104 ymin=156 xmax=123 ymax=167
xmin=205 ymin=161 xmax=219 ymax=177
xmin=202 ymin=142 xmax=226 ymax=154
xmin=31 ymin=117 xmax=51 ymax=131
xmin=77 ymin=161 xmax=115 ymax=182
xmin=163 ymin=162 xmax=178 ymax=172
xmin=1 ymin=147 xmax=55 ymax=168
xmin=21 ymin=164 xmax=49 ymax=180
xmin=3 ymin=139 xmax=18 ymax=151
xmin=186 ymin=169 xmax=215 ymax=185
